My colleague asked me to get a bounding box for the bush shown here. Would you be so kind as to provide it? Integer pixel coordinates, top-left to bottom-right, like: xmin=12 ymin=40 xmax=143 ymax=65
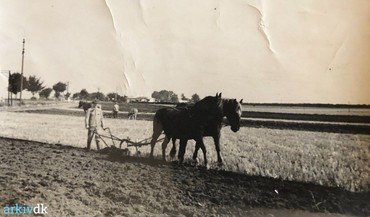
xmin=52 ymin=82 xmax=67 ymax=99
xmin=88 ymin=92 xmax=106 ymax=101
xmin=39 ymin=88 xmax=53 ymax=99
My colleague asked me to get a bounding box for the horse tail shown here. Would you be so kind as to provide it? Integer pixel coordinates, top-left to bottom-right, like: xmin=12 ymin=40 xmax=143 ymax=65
xmin=152 ymin=112 xmax=163 ymax=135
xmin=149 ymin=112 xmax=164 ymax=157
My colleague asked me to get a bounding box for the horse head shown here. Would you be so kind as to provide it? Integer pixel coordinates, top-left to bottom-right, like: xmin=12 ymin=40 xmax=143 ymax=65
xmin=189 ymin=93 xmax=243 ymax=132
xmin=192 ymin=93 xmax=223 ymax=120
xmin=222 ymin=97 xmax=243 ymax=132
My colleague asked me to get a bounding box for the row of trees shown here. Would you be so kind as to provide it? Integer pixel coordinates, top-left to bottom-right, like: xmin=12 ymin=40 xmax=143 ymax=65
xmin=7 ymin=72 xmax=68 ymax=99
xmin=7 ymin=72 xmax=201 ymax=103
xmin=151 ymin=90 xmax=200 ymax=103
xmin=72 ymin=89 xmax=201 ymax=103
xmin=71 ymin=89 xmax=129 ymax=102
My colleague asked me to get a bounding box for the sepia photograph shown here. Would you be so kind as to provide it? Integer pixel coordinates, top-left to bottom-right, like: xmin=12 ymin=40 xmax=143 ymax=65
xmin=0 ymin=0 xmax=369 ymax=216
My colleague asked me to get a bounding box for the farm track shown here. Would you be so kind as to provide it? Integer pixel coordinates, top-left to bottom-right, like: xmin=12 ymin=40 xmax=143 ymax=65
xmin=16 ymin=108 xmax=370 ymax=135
xmin=0 ymin=137 xmax=369 ymax=216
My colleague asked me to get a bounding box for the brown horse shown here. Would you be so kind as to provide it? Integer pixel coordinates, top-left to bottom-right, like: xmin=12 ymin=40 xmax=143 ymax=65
xmin=78 ymin=101 xmax=92 ymax=113
xmin=149 ymin=93 xmax=242 ymax=165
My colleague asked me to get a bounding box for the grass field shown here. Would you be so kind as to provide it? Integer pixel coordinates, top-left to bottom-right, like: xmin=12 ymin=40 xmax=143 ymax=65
xmin=0 ymin=111 xmax=369 ymax=192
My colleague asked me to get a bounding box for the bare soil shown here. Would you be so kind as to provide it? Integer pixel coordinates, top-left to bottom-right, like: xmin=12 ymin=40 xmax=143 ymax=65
xmin=0 ymin=137 xmax=369 ymax=216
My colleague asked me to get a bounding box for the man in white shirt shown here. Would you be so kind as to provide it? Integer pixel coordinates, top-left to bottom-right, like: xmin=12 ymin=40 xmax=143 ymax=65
xmin=112 ymin=102 xmax=119 ymax=118
xmin=85 ymin=99 xmax=104 ymax=150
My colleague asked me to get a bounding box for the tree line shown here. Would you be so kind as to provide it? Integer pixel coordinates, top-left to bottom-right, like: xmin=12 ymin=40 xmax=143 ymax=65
xmin=7 ymin=72 xmax=68 ymax=100
xmin=6 ymin=72 xmax=201 ymax=103
xmin=6 ymin=72 xmax=119 ymax=101
xmin=72 ymin=89 xmax=129 ymax=102
xmin=151 ymin=90 xmax=200 ymax=103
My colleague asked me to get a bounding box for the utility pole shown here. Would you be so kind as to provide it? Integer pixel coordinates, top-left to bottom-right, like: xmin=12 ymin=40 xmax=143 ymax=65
xmin=66 ymin=81 xmax=70 ymax=100
xmin=8 ymin=71 xmax=10 ymax=106
xmin=19 ymin=38 xmax=25 ymax=106
xmin=9 ymin=71 xmax=12 ymax=106
xmin=115 ymin=87 xmax=118 ymax=101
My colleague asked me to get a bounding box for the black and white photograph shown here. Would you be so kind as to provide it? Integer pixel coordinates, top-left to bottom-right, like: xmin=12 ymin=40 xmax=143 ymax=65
xmin=0 ymin=0 xmax=369 ymax=216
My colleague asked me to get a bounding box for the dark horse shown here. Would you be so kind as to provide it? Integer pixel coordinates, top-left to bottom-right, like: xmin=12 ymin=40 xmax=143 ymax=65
xmin=149 ymin=93 xmax=242 ymax=165
xmin=78 ymin=101 xmax=92 ymax=113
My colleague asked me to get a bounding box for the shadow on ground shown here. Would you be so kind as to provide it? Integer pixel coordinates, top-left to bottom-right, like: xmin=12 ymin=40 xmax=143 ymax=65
xmin=101 ymin=146 xmax=370 ymax=216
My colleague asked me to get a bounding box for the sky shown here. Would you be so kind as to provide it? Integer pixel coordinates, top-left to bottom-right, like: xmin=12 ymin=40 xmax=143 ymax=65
xmin=0 ymin=0 xmax=369 ymax=103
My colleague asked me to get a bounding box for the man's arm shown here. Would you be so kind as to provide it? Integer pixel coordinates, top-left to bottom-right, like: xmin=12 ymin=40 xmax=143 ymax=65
xmin=99 ymin=108 xmax=104 ymax=128
xmin=85 ymin=109 xmax=91 ymax=129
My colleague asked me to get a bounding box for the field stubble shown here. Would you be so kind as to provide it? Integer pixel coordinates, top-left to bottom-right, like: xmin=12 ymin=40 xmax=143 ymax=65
xmin=0 ymin=112 xmax=368 ymax=192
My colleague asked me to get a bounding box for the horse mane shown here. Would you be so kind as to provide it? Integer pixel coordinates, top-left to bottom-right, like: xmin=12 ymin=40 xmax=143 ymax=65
xmin=189 ymin=96 xmax=223 ymax=121
xmin=221 ymin=98 xmax=234 ymax=108
xmin=221 ymin=98 xmax=239 ymax=116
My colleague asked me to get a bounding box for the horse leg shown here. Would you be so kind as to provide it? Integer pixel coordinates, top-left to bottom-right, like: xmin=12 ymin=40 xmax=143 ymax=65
xmin=149 ymin=117 xmax=162 ymax=158
xmin=213 ymin=133 xmax=223 ymax=165
xmin=178 ymin=139 xmax=188 ymax=164
xmin=169 ymin=138 xmax=177 ymax=159
xmin=161 ymin=136 xmax=170 ymax=161
xmin=192 ymin=142 xmax=200 ymax=164
xmin=197 ymin=138 xmax=207 ymax=166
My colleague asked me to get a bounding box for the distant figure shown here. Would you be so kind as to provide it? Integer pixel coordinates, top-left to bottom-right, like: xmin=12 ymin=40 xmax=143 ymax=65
xmin=78 ymin=101 xmax=92 ymax=113
xmin=85 ymin=99 xmax=104 ymax=150
xmin=128 ymin=108 xmax=138 ymax=120
xmin=112 ymin=102 xmax=119 ymax=118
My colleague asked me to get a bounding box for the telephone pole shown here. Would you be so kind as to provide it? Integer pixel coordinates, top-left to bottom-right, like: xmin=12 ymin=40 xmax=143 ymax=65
xmin=115 ymin=87 xmax=118 ymax=101
xmin=8 ymin=71 xmax=11 ymax=106
xmin=19 ymin=38 xmax=25 ymax=105
xmin=0 ymin=70 xmax=12 ymax=106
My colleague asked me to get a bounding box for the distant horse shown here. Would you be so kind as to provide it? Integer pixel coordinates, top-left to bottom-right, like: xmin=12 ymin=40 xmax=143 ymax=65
xmin=149 ymin=93 xmax=242 ymax=165
xmin=78 ymin=101 xmax=92 ymax=113
xmin=128 ymin=108 xmax=138 ymax=120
